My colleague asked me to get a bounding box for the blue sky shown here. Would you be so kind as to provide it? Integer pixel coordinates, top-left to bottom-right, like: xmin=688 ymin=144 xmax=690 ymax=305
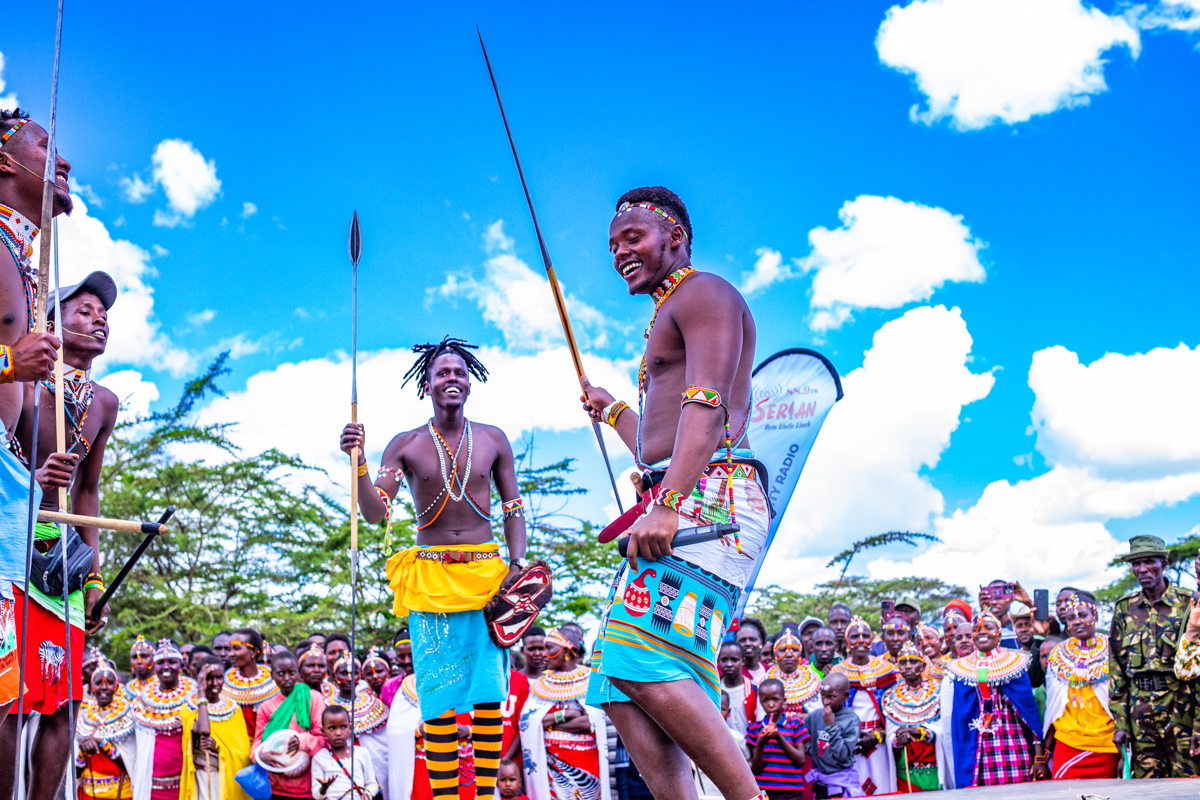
xmin=4 ymin=0 xmax=1199 ymax=596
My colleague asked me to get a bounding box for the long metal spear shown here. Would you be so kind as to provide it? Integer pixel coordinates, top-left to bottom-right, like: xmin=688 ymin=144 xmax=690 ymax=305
xmin=477 ymin=29 xmax=624 ymax=514
xmin=15 ymin=0 xmax=65 ymax=784
xmin=346 ymin=211 xmax=362 ymax=785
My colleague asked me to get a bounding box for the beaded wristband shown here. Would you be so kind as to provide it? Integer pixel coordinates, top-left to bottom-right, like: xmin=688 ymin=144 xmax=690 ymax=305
xmin=358 ymin=462 xmax=369 ymax=477
xmin=874 ymin=729 xmax=885 ymax=745
xmin=603 ymin=400 xmax=630 ymax=428
xmin=0 ymin=345 xmax=14 ymax=384
xmin=653 ymin=489 xmax=687 ymax=514
xmin=554 ymin=710 xmax=566 ymax=725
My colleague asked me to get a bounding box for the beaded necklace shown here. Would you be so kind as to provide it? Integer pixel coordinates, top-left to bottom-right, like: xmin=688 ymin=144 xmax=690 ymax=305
xmin=79 ymin=692 xmax=135 ymax=742
xmin=417 ymin=419 xmax=489 ymax=530
xmin=0 ymin=204 xmax=37 ymax=334
xmin=766 ymin=664 xmax=821 ymax=710
xmin=882 ymin=678 xmax=940 ymax=727
xmin=334 ymin=687 xmax=389 ymax=733
xmin=531 ymin=665 xmax=590 ymax=702
xmin=831 ymin=656 xmax=895 ymax=690
xmin=637 ymin=266 xmax=697 ymax=406
xmin=134 ymin=676 xmax=196 ymax=733
xmin=43 ymin=366 xmax=94 ymax=456
xmin=222 ymin=665 xmax=280 ymax=708
xmin=1048 ymin=636 xmax=1108 ymax=687
xmin=185 ymin=694 xmax=240 ymax=722
xmin=400 ymin=674 xmax=419 ymax=708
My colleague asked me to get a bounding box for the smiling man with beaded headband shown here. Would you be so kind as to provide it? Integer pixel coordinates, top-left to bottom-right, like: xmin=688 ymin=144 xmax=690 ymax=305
xmin=340 ymin=336 xmax=532 ymax=800
xmin=579 ymin=187 xmax=768 ymax=800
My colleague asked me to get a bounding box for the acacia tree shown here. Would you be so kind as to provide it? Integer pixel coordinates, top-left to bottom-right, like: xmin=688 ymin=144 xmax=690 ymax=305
xmin=749 ymin=576 xmax=970 ymax=632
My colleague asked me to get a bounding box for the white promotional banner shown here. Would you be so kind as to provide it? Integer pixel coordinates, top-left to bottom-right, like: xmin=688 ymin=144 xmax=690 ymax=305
xmin=735 ymin=348 xmax=842 ymax=615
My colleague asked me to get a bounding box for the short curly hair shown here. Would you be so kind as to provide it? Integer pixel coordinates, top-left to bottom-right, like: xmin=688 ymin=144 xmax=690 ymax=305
xmin=616 ymin=186 xmax=692 ymax=250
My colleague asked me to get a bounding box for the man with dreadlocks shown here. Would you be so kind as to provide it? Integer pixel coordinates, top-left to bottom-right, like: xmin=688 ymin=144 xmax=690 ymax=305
xmin=0 ymin=108 xmax=70 ymax=728
xmin=340 ymin=337 xmax=529 ymax=800
xmin=579 ymin=186 xmax=769 ymax=800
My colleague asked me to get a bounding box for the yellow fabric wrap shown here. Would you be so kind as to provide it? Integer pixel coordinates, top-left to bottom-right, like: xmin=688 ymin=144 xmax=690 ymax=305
xmin=180 ymin=705 xmax=252 ymax=800
xmin=386 ymin=542 xmax=508 ymax=615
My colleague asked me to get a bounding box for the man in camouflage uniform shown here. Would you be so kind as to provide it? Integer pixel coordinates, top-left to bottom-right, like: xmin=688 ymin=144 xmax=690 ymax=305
xmin=1109 ymin=535 xmax=1198 ymax=778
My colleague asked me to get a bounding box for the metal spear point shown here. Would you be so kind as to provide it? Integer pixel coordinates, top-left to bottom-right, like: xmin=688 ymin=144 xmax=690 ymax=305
xmin=477 ymin=28 xmax=624 ymax=513
xmin=346 ymin=210 xmax=362 ymax=784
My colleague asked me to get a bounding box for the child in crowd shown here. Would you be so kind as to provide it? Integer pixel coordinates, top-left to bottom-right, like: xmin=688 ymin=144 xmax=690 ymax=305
xmin=746 ymin=678 xmax=810 ymax=800
xmin=311 ymin=706 xmax=379 ymax=800
xmin=804 ymin=674 xmax=862 ymax=798
xmin=496 ymin=759 xmax=529 ymax=800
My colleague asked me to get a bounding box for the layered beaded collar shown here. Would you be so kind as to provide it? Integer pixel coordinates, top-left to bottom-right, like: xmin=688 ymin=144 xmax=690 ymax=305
xmin=222 ymin=665 xmax=280 ymax=708
xmin=1048 ymin=636 xmax=1108 ymax=686
xmin=185 ymin=694 xmax=240 ymax=722
xmin=531 ymin=665 xmax=590 ymax=702
xmin=882 ymin=678 xmax=940 ymax=726
xmin=766 ymin=664 xmax=821 ymax=708
xmin=945 ymin=648 xmax=1030 ymax=685
xmin=134 ymin=676 xmax=196 ymax=733
xmin=831 ymin=656 xmax=896 ymax=690
xmin=79 ymin=691 xmax=135 ymax=741
xmin=400 ymin=674 xmax=419 ymax=708
xmin=333 ymin=686 xmax=389 ymax=734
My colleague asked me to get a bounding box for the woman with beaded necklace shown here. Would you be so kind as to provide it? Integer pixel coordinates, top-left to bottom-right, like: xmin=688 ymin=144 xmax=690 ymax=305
xmin=764 ymin=628 xmax=822 ymax=716
xmin=329 ymin=652 xmax=390 ymax=799
xmin=181 ymin=656 xmax=251 ymax=800
xmin=222 ymin=628 xmax=279 ymax=739
xmin=132 ymin=640 xmax=197 ymax=800
xmin=1042 ymin=591 xmax=1119 ymax=779
xmin=940 ymin=611 xmax=1049 ymax=788
xmin=830 ymin=616 xmax=898 ymax=796
xmin=519 ymin=629 xmax=610 ymax=800
xmin=76 ymin=657 xmax=137 ymax=800
xmin=882 ymin=643 xmax=947 ymax=792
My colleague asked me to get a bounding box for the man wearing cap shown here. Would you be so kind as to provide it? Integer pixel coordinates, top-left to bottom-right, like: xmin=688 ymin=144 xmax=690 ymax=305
xmin=0 ymin=109 xmax=72 ymax=729
xmin=1108 ymin=535 xmax=1198 ymax=778
xmin=798 ymin=615 xmax=823 ymax=661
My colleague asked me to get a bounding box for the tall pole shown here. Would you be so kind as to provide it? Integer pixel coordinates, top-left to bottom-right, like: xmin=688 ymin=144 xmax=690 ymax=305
xmin=15 ymin=0 xmax=66 ymax=783
xmin=477 ymin=29 xmax=624 ymax=513
xmin=346 ymin=211 xmax=362 ymax=784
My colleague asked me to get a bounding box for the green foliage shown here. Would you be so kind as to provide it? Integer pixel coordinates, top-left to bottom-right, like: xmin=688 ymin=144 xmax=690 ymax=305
xmin=749 ymin=575 xmax=969 ymax=633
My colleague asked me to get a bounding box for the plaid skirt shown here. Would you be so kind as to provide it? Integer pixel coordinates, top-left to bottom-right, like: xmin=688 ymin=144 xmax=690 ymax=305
xmin=974 ymin=691 xmax=1034 ymax=786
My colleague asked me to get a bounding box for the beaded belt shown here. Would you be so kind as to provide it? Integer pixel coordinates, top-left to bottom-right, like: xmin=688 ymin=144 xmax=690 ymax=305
xmin=416 ymin=549 xmax=500 ymax=564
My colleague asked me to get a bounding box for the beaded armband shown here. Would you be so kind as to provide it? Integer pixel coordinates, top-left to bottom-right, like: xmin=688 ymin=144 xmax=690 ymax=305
xmin=379 ymin=465 xmax=404 ymax=484
xmin=653 ymin=489 xmax=687 ymax=514
xmin=502 ymin=498 xmax=524 ymax=519
xmin=0 ymin=345 xmax=14 ymax=384
xmin=681 ymin=385 xmax=722 ymax=409
xmin=603 ymin=400 xmax=630 ymax=428
xmin=375 ymin=487 xmax=392 ymax=521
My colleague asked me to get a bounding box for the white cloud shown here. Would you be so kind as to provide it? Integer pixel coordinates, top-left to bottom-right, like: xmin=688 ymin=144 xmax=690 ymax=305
xmin=74 ymin=183 xmax=103 ymax=209
xmin=762 ymin=305 xmax=995 ymax=583
xmin=803 ymin=195 xmax=985 ymax=331
xmin=120 ymin=174 xmax=154 ymax=203
xmin=241 ymin=202 xmax=257 ymax=219
xmin=43 ymin=195 xmax=195 ymax=376
xmin=740 ymin=248 xmax=796 ymax=295
xmin=100 ymin=369 xmax=160 ymax=422
xmin=186 ymin=309 xmax=216 ymax=327
xmin=1135 ymin=0 xmax=1200 ymax=33
xmin=429 ymin=220 xmax=609 ymax=351
xmin=0 ymin=52 xmax=18 ymax=110
xmin=876 ymin=0 xmax=1140 ymax=130
xmin=192 ymin=345 xmax=637 ymax=498
xmin=151 ymin=244 xmax=169 ymax=257
xmin=152 ymin=209 xmax=184 ymax=228
xmin=151 ymin=139 xmax=221 ymax=218
xmin=862 ymin=339 xmax=1200 ymax=590
xmin=1030 ymin=342 xmax=1200 ymax=477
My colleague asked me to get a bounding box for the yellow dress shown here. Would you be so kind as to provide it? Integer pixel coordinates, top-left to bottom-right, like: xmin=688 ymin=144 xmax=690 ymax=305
xmin=180 ymin=697 xmax=252 ymax=800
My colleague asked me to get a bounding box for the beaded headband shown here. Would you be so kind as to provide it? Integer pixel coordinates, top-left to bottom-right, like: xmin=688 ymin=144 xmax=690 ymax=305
xmin=333 ymin=651 xmax=359 ymax=675
xmin=154 ymin=638 xmax=182 ymax=662
xmin=298 ymin=643 xmax=325 ymax=665
xmin=972 ymin=611 xmax=1001 ymax=634
xmin=1064 ymin=593 xmax=1098 ymax=613
xmin=775 ymin=628 xmax=803 ymax=653
xmin=882 ymin=615 xmax=911 ymax=631
xmin=917 ymin=624 xmax=942 ymax=644
xmin=897 ymin=641 xmax=924 ymax=663
xmin=82 ymin=646 xmax=103 ymax=665
xmin=845 ymin=616 xmax=872 ymax=646
xmin=363 ymin=646 xmax=389 ymax=669
xmin=131 ymin=634 xmax=154 ymax=654
xmin=614 ymin=201 xmax=690 ymax=241
xmin=93 ymin=655 xmax=118 ymax=680
xmin=0 ymin=118 xmax=30 ymax=150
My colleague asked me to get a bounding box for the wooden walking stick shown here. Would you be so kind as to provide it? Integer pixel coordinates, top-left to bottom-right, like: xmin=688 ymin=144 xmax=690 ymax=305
xmin=197 ymin=698 xmax=216 ymax=800
xmin=477 ymin=29 xmax=624 ymax=513
xmin=15 ymin=0 xmax=65 ymax=785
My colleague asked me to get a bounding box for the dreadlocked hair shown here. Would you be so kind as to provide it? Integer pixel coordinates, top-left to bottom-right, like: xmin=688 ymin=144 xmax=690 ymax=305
xmin=402 ymin=336 xmax=489 ymax=399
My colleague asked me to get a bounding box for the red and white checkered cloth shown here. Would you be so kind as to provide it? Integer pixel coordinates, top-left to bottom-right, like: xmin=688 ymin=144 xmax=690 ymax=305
xmin=974 ymin=691 xmax=1037 ymax=785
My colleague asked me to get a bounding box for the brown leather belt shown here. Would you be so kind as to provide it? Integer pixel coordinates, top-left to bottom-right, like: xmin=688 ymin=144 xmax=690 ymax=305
xmin=416 ymin=549 xmax=500 ymax=564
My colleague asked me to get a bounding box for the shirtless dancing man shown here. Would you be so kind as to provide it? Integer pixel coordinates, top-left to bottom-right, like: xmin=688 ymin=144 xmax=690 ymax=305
xmin=340 ymin=338 xmax=528 ymax=799
xmin=581 ymin=186 xmax=770 ymax=800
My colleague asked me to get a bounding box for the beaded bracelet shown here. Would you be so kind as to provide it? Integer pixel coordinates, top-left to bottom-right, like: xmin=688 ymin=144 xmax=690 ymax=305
xmin=375 ymin=487 xmax=392 ymax=521
xmin=873 ymin=729 xmax=885 ymax=745
xmin=653 ymin=489 xmax=687 ymax=514
xmin=554 ymin=710 xmax=566 ymax=725
xmin=0 ymin=345 xmax=14 ymax=384
xmin=603 ymin=400 xmax=630 ymax=428
xmin=358 ymin=462 xmax=369 ymax=477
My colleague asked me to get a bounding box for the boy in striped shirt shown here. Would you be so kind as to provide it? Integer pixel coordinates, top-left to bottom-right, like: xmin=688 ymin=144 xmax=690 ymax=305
xmin=747 ymin=679 xmax=810 ymax=799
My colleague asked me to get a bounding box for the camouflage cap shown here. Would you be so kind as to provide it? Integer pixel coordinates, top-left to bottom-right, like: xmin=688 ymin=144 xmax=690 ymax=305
xmin=1119 ymin=535 xmax=1169 ymax=563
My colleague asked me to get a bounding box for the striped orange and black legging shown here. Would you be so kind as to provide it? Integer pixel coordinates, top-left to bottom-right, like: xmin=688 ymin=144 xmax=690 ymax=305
xmin=423 ymin=703 xmax=504 ymax=798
